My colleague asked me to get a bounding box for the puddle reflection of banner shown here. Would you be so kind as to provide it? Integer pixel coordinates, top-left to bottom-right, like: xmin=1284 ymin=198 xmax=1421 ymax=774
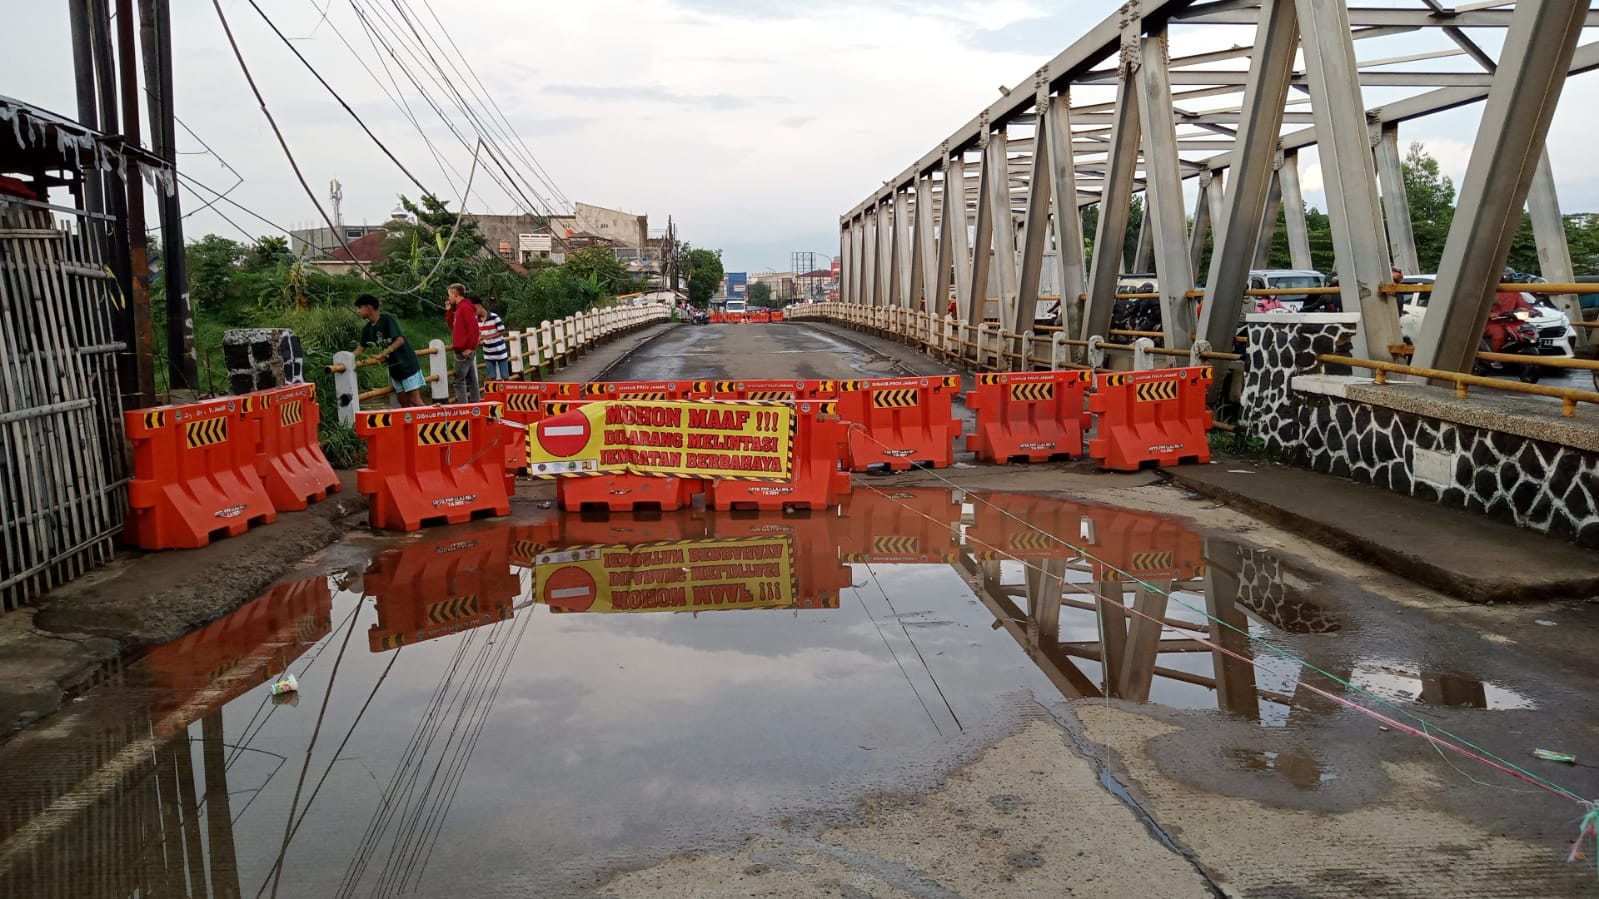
xmin=526 ymin=401 xmax=794 ymax=481
xmin=531 ymin=536 xmax=799 ymax=613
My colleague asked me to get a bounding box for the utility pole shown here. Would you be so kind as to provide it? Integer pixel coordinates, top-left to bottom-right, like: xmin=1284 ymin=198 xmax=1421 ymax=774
xmin=139 ymin=0 xmax=198 ymax=392
xmin=115 ymin=0 xmax=157 ymax=406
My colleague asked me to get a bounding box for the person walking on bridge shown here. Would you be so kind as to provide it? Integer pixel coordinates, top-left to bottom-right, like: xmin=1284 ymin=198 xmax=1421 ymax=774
xmin=478 ymin=300 xmax=511 ymax=381
xmin=354 ymin=294 xmax=425 ymax=407
xmin=445 ymin=283 xmax=482 ymax=403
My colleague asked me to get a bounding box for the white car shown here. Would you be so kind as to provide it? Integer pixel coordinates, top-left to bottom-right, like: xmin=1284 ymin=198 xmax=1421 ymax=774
xmin=1394 ymin=275 xmax=1576 ymax=358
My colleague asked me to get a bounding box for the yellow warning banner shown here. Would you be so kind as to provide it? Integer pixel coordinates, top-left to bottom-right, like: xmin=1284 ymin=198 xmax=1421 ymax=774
xmin=531 ymin=537 xmax=797 ymax=613
xmin=526 ymin=400 xmax=793 ymax=481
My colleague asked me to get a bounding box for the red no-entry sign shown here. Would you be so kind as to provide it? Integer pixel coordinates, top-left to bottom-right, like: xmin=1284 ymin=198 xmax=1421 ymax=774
xmin=543 ymin=566 xmax=597 ymax=611
xmin=536 ymin=410 xmax=591 ymax=458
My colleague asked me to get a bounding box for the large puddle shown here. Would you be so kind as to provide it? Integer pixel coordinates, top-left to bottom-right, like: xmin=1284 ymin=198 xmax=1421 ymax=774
xmin=0 ymin=489 xmax=1553 ymax=897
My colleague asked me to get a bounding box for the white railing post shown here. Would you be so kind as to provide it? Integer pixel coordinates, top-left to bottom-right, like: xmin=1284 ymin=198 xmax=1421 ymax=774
xmin=1050 ymin=333 xmax=1066 ymax=370
xmin=331 ymin=350 xmax=359 ymax=427
xmin=428 ymin=338 xmax=450 ymax=401
xmin=508 ymin=330 xmax=525 ymax=377
xmin=1133 ymin=337 xmax=1155 ymax=371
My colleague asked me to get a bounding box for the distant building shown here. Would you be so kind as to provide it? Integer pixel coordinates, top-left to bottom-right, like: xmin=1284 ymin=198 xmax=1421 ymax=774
xmin=289 ymin=223 xmax=387 ymax=258
xmin=304 ymin=231 xmax=387 ymax=277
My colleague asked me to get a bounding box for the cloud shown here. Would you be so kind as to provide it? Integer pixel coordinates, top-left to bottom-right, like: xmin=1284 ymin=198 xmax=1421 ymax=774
xmin=965 ymin=11 xmax=1078 ymax=56
xmin=545 ymin=83 xmax=778 ymax=111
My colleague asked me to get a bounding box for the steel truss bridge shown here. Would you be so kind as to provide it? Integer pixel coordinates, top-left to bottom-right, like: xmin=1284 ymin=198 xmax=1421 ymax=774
xmin=837 ymin=1 xmax=1599 ymax=370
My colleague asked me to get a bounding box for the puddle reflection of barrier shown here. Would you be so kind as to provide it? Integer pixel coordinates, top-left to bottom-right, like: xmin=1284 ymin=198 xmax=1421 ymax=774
xmin=365 ymin=528 xmax=520 ymax=651
xmin=143 ymin=575 xmax=332 ymax=724
xmin=836 ymin=488 xmax=963 ymax=563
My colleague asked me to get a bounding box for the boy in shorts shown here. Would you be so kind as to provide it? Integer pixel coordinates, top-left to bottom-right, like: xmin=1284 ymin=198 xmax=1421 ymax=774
xmin=355 ymin=294 xmax=426 ymax=406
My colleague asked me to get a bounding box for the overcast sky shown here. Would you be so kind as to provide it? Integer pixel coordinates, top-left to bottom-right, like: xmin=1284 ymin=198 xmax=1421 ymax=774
xmin=6 ymin=1 xmax=1599 ymax=275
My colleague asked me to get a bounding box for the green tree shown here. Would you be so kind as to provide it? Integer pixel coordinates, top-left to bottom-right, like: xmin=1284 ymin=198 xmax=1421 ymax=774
xmin=1402 ymin=142 xmax=1456 ymax=273
xmin=563 ymin=246 xmax=638 ymax=295
xmin=186 ymin=234 xmax=246 ymax=313
xmin=373 ymin=193 xmax=492 ymax=316
xmin=682 ymin=247 xmax=724 ymax=308
xmin=244 ymin=235 xmax=294 ymax=272
xmin=747 ymin=281 xmax=774 ymax=307
xmin=1079 ymin=196 xmax=1144 ymax=271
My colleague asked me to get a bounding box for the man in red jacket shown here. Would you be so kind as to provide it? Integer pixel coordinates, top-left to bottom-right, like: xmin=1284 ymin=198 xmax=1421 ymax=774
xmin=445 ymin=283 xmax=481 ymax=402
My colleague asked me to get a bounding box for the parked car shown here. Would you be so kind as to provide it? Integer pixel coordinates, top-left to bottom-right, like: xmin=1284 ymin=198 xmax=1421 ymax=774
xmin=1395 ymin=274 xmax=1577 ymax=357
xmin=1248 ymin=269 xmax=1328 ymax=312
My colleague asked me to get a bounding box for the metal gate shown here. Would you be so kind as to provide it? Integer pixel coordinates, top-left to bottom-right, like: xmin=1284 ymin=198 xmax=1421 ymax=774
xmin=0 ymin=200 xmax=128 ymax=610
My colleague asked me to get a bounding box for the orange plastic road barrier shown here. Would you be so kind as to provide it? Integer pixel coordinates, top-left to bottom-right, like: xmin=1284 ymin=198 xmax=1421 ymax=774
xmin=965 ymin=370 xmax=1091 ymax=463
xmin=365 ymin=527 xmax=519 ymax=652
xmin=835 ymin=375 xmax=963 ymax=471
xmin=770 ymin=310 xmax=785 ymax=322
xmin=241 ymin=384 xmax=339 ymax=511
xmin=705 ymin=378 xmax=839 ymax=401
xmin=710 ymin=511 xmax=846 ymax=608
xmin=966 ymin=492 xmax=1089 ymax=561
xmin=557 ymin=474 xmax=705 ymax=513
xmin=1087 ymin=366 xmax=1213 ymax=471
xmin=1080 ymin=506 xmax=1206 ymax=581
xmin=580 ymin=380 xmax=697 ymax=401
xmin=355 ymin=403 xmax=513 ymax=531
xmin=484 ymin=380 xmax=563 ymax=471
xmin=707 ymin=401 xmax=851 ymax=512
xmin=124 ymin=398 xmax=277 ymax=550
xmin=834 ymin=487 xmax=963 ymax=563
xmin=709 ymin=312 xmax=725 ymax=324
xmin=748 ymin=309 xmax=771 ymax=323
xmin=143 ymin=575 xmax=331 ymax=725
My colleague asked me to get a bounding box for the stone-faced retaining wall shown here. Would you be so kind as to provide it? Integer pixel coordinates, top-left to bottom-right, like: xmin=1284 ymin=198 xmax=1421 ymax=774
xmin=1240 ymin=314 xmax=1599 ymax=548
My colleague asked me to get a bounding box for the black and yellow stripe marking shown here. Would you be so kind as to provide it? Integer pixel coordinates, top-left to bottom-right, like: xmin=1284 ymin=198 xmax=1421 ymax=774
xmin=748 ymin=389 xmax=795 ymax=401
xmin=977 ymin=373 xmax=1004 ymax=386
xmin=505 ymin=394 xmax=541 ymax=412
xmin=185 ymin=417 xmax=228 ymax=449
xmin=816 ymin=402 xmax=837 ymax=416
xmin=1135 ymin=380 xmax=1180 ymax=403
xmin=544 ymin=402 xmax=578 ymax=415
xmin=240 ymin=394 xmax=271 ymax=413
xmin=940 ymin=375 xmax=961 ymax=388
xmin=693 ymin=380 xmax=711 ymax=394
xmin=873 ymin=535 xmax=920 ymax=554
xmin=871 ymin=388 xmax=920 ymax=409
xmin=143 ymin=410 xmax=167 ymax=430
xmin=617 ymin=391 xmax=670 ymax=400
xmin=427 ymin=594 xmax=480 ymax=625
xmin=280 ymin=400 xmax=304 ymax=427
xmin=715 ymin=380 xmax=741 ymax=393
xmin=1130 ymin=551 xmax=1173 ymax=571
xmin=1006 ymin=531 xmax=1057 ymax=550
xmin=1009 ymin=381 xmax=1054 ymax=402
xmin=417 ymin=420 xmax=470 ymax=446
xmin=367 ymin=412 xmax=394 ymax=429
xmin=582 ymin=383 xmax=616 ymax=397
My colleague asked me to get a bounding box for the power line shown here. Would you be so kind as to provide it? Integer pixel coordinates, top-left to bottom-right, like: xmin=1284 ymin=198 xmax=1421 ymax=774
xmin=241 ymin=0 xmax=431 ymax=195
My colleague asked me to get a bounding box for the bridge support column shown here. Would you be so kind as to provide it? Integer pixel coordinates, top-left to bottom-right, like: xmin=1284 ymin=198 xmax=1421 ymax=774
xmin=1200 ymin=0 xmax=1297 ymax=352
xmin=987 ymin=131 xmax=1021 ymax=336
xmin=892 ymin=187 xmax=911 ymax=308
xmin=1083 ymin=39 xmax=1142 ymax=342
xmin=1189 ymin=171 xmax=1215 ymax=275
xmin=1047 ymin=93 xmax=1088 ymax=346
xmin=1252 ymin=165 xmax=1282 ymax=269
xmin=1279 ymin=151 xmax=1313 ymax=271
xmin=1017 ymin=78 xmax=1058 ymax=351
xmin=948 ymin=150 xmax=976 ymax=325
xmin=1296 ymin=0 xmax=1398 ymax=359
xmin=967 ymin=130 xmax=998 ymax=330
xmin=1132 ymin=200 xmax=1154 ymax=273
xmin=1415 ymin=1 xmax=1587 ymax=373
xmin=1137 ymin=30 xmax=1197 ymax=350
xmin=911 ymin=172 xmax=935 ymax=311
xmin=1528 ymin=151 xmax=1587 ymax=351
xmin=1374 ymin=123 xmax=1421 ymax=277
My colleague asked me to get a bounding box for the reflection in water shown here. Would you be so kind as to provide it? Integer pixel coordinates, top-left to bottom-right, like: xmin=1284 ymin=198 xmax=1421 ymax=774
xmin=0 ymin=488 xmax=1532 ymax=894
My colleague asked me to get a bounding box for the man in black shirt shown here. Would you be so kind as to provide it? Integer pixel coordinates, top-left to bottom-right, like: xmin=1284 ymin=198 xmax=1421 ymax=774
xmin=355 ymin=294 xmax=426 ymax=407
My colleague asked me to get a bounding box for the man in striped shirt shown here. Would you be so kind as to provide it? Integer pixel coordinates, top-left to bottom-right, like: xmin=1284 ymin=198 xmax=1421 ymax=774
xmin=477 ymin=301 xmax=511 ymax=380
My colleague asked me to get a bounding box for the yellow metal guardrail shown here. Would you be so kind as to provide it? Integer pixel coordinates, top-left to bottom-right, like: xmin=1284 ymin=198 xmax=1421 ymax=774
xmin=1318 ymin=354 xmax=1599 ymax=418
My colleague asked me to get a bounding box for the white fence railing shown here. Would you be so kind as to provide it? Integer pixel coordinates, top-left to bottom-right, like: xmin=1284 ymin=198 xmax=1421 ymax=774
xmin=329 ymin=303 xmax=673 ymax=426
xmin=786 ymin=302 xmax=1230 ymax=373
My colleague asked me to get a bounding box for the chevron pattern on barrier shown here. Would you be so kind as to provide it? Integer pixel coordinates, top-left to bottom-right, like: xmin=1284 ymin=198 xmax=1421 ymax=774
xmin=417 ymin=420 xmax=470 ymax=445
xmin=544 ymin=402 xmax=579 ymax=415
xmin=871 ymin=388 xmax=920 ymax=408
xmin=427 ymin=594 xmax=480 ymax=625
xmin=143 ymin=410 xmax=167 ymax=430
xmin=1135 ymin=380 xmax=1181 ymax=403
xmin=280 ymin=400 xmax=305 ymax=427
xmin=1129 ymin=551 xmax=1173 ymax=572
xmin=582 ymin=384 xmax=616 ymax=397
xmin=505 ymin=394 xmax=541 ymax=412
xmin=240 ymin=394 xmax=272 ymax=413
xmin=185 ymin=417 xmax=228 ymax=449
xmin=368 ymin=412 xmax=394 ymax=428
xmin=617 ymin=391 xmax=671 ymax=400
xmin=873 ymin=535 xmax=920 ymax=554
xmin=748 ymin=389 xmax=796 ymax=400
xmin=1010 ymin=381 xmax=1055 ymax=402
xmin=716 ymin=380 xmax=741 ymax=393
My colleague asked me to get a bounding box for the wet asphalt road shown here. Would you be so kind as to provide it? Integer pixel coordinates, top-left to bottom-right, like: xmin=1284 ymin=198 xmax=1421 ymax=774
xmin=3 ymin=322 xmax=1598 ymax=897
